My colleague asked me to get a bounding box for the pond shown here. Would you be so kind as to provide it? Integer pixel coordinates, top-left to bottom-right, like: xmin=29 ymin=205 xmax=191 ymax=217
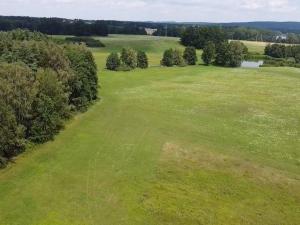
xmin=241 ymin=60 xmax=264 ymax=68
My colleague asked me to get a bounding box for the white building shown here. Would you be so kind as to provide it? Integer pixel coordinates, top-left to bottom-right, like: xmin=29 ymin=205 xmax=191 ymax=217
xmin=145 ymin=28 xmax=157 ymax=36
xmin=275 ymin=34 xmax=288 ymax=41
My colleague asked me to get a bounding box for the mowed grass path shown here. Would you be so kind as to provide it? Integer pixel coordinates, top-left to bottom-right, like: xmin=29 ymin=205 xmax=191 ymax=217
xmin=0 ymin=35 xmax=300 ymax=225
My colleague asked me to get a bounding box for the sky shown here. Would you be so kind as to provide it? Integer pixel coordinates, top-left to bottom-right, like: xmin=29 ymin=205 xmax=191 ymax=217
xmin=0 ymin=0 xmax=299 ymax=22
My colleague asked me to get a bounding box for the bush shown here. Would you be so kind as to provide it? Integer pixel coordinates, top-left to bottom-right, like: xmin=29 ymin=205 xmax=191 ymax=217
xmin=0 ymin=30 xmax=99 ymax=167
xmin=215 ymin=42 xmax=229 ymax=66
xmin=107 ymin=49 xmax=149 ymax=71
xmin=0 ymin=98 xmax=25 ymax=164
xmin=161 ymin=49 xmax=175 ymax=67
xmin=106 ymin=53 xmax=121 ymax=71
xmin=29 ymin=69 xmax=70 ymax=143
xmin=215 ymin=41 xmax=247 ymax=67
xmin=227 ymin=41 xmax=247 ymax=67
xmin=202 ymin=42 xmax=215 ymax=65
xmin=65 ymin=44 xmax=98 ymax=110
xmin=137 ymin=51 xmax=148 ymax=69
xmin=65 ymin=36 xmax=105 ymax=48
xmin=0 ymin=63 xmax=36 ymax=126
xmin=161 ymin=48 xmax=186 ymax=67
xmin=181 ymin=27 xmax=227 ymax=49
xmin=264 ymin=44 xmax=286 ymax=58
xmin=173 ymin=49 xmax=186 ymax=66
xmin=295 ymin=53 xmax=300 ymax=63
xmin=183 ymin=47 xmax=197 ymax=65
xmin=120 ymin=48 xmax=137 ymax=69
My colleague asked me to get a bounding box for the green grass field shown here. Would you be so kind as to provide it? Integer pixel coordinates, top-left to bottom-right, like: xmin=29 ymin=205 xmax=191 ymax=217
xmin=0 ymin=35 xmax=299 ymax=225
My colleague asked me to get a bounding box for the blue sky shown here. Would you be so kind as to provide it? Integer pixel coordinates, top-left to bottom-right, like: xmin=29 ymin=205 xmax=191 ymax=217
xmin=0 ymin=0 xmax=299 ymax=22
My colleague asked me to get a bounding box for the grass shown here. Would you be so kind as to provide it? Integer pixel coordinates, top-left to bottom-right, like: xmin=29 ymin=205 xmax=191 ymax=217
xmin=0 ymin=35 xmax=299 ymax=225
xmin=239 ymin=40 xmax=269 ymax=54
xmin=92 ymin=34 xmax=189 ymax=67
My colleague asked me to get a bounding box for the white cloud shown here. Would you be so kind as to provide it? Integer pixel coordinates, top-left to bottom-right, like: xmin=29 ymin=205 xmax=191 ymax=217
xmin=0 ymin=0 xmax=299 ymax=22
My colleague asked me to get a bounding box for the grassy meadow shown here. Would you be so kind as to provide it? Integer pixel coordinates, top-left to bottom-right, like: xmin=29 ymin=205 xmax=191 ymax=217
xmin=0 ymin=35 xmax=299 ymax=225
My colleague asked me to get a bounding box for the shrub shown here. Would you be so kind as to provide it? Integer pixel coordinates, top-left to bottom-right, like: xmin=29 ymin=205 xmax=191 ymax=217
xmin=137 ymin=51 xmax=149 ymax=69
xmin=106 ymin=53 xmax=121 ymax=71
xmin=120 ymin=48 xmax=137 ymax=69
xmin=65 ymin=36 xmax=105 ymax=48
xmin=183 ymin=46 xmax=197 ymax=65
xmin=0 ymin=30 xmax=99 ymax=167
xmin=173 ymin=49 xmax=186 ymax=66
xmin=181 ymin=27 xmax=227 ymax=49
xmin=29 ymin=69 xmax=70 ymax=143
xmin=295 ymin=53 xmax=300 ymax=63
xmin=215 ymin=42 xmax=229 ymax=66
xmin=227 ymin=41 xmax=247 ymax=67
xmin=264 ymin=44 xmax=286 ymax=58
xmin=0 ymin=98 xmax=25 ymax=165
xmin=64 ymin=44 xmax=98 ymax=111
xmin=202 ymin=42 xmax=215 ymax=65
xmin=215 ymin=41 xmax=247 ymax=67
xmin=161 ymin=49 xmax=174 ymax=67
xmin=0 ymin=63 xmax=36 ymax=126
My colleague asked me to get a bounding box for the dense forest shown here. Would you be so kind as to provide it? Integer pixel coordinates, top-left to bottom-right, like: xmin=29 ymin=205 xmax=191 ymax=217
xmin=1 ymin=16 xmax=300 ymax=44
xmin=0 ymin=29 xmax=98 ymax=167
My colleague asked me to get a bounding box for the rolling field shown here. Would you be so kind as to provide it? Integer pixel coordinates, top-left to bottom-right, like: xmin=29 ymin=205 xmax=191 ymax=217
xmin=0 ymin=35 xmax=299 ymax=225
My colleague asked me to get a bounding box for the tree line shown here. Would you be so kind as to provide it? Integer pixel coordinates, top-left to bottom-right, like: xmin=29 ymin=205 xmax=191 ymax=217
xmin=106 ymin=48 xmax=148 ymax=71
xmin=2 ymin=16 xmax=300 ymax=44
xmin=0 ymin=29 xmax=98 ymax=167
xmin=263 ymin=43 xmax=300 ymax=67
xmin=161 ymin=41 xmax=248 ymax=68
xmin=179 ymin=28 xmax=248 ymax=67
xmin=265 ymin=44 xmax=300 ymax=61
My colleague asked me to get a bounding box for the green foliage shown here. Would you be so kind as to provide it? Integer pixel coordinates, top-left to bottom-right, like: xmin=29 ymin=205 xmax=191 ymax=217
xmin=0 ymin=99 xmax=25 ymax=165
xmin=295 ymin=53 xmax=300 ymax=63
xmin=161 ymin=48 xmax=186 ymax=67
xmin=0 ymin=39 xmax=71 ymax=73
xmin=0 ymin=63 xmax=33 ymax=165
xmin=137 ymin=51 xmax=148 ymax=69
xmin=29 ymin=69 xmax=70 ymax=143
xmin=161 ymin=49 xmax=175 ymax=67
xmin=65 ymin=36 xmax=105 ymax=48
xmin=120 ymin=48 xmax=137 ymax=69
xmin=202 ymin=41 xmax=216 ymax=65
xmin=264 ymin=44 xmax=286 ymax=58
xmin=0 ymin=34 xmax=300 ymax=225
xmin=64 ymin=44 xmax=98 ymax=110
xmin=264 ymin=44 xmax=300 ymax=67
xmin=215 ymin=41 xmax=247 ymax=67
xmin=173 ymin=49 xmax=186 ymax=66
xmin=181 ymin=27 xmax=227 ymax=49
xmin=215 ymin=42 xmax=230 ymax=66
xmin=0 ymin=63 xmax=36 ymax=126
xmin=107 ymin=49 xmax=148 ymax=71
xmin=183 ymin=46 xmax=197 ymax=65
xmin=106 ymin=53 xmax=121 ymax=71
xmin=262 ymin=56 xmax=300 ymax=67
xmin=0 ymin=29 xmax=48 ymax=41
xmin=0 ymin=30 xmax=98 ymax=166
xmin=227 ymin=41 xmax=247 ymax=67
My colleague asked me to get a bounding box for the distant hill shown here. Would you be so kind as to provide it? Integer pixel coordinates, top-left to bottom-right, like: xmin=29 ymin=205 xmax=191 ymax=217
xmin=218 ymin=22 xmax=300 ymax=33
xmin=1 ymin=15 xmax=300 ymax=36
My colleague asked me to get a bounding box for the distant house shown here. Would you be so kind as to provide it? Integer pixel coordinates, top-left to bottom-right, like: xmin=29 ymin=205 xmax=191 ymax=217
xmin=145 ymin=28 xmax=157 ymax=36
xmin=276 ymin=34 xmax=287 ymax=41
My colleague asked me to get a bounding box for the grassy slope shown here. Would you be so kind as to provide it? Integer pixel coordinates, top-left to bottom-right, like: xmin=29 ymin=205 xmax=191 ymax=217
xmin=239 ymin=40 xmax=268 ymax=54
xmin=0 ymin=35 xmax=299 ymax=225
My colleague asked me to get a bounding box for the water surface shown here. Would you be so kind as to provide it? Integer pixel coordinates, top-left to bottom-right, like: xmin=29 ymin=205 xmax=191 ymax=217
xmin=241 ymin=60 xmax=264 ymax=68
